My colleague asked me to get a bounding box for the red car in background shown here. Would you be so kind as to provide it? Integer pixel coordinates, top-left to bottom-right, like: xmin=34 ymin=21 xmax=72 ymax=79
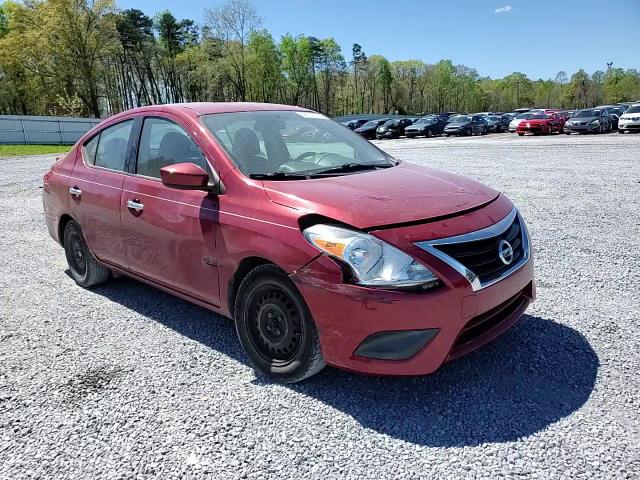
xmin=42 ymin=102 xmax=535 ymax=383
xmin=516 ymin=112 xmax=566 ymax=135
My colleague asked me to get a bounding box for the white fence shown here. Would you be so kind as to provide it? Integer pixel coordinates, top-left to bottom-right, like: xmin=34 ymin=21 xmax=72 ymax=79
xmin=0 ymin=115 xmax=101 ymax=145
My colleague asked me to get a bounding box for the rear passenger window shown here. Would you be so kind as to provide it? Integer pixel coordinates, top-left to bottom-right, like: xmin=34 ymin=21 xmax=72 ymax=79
xmin=82 ymin=135 xmax=99 ymax=165
xmin=94 ymin=120 xmax=133 ymax=171
xmin=136 ymin=117 xmax=207 ymax=179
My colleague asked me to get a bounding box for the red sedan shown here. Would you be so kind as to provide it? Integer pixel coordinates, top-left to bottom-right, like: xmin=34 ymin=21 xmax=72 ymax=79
xmin=43 ymin=103 xmax=535 ymax=383
xmin=516 ymin=113 xmax=566 ymax=135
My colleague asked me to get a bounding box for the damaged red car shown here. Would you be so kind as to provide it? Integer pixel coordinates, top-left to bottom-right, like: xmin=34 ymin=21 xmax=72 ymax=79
xmin=516 ymin=112 xmax=566 ymax=135
xmin=43 ymin=103 xmax=535 ymax=383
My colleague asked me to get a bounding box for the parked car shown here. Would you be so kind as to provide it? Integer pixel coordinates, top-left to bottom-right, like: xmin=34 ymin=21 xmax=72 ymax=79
xmin=509 ymin=113 xmax=536 ymax=132
xmin=618 ymin=103 xmax=640 ymax=133
xmin=564 ymin=109 xmax=612 ymax=134
xmin=484 ymin=115 xmax=510 ymax=133
xmin=375 ymin=118 xmax=414 ymax=139
xmin=444 ymin=115 xmax=487 ymax=136
xmin=42 ymin=102 xmax=534 ymax=383
xmin=341 ymin=119 xmax=369 ymax=130
xmin=404 ymin=116 xmax=447 ymax=138
xmin=596 ymin=106 xmax=624 ymax=130
xmin=513 ymin=108 xmax=533 ymax=114
xmin=516 ymin=113 xmax=565 ymax=136
xmin=354 ymin=118 xmax=390 ymax=139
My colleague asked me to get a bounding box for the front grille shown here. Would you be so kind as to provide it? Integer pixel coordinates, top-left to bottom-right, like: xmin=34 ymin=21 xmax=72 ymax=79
xmin=433 ymin=214 xmax=525 ymax=285
xmin=452 ymin=290 xmax=528 ymax=350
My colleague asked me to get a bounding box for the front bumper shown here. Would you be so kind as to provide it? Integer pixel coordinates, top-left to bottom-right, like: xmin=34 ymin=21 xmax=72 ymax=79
xmin=619 ymin=120 xmax=640 ymax=131
xmin=517 ymin=124 xmax=548 ymax=134
xmin=565 ymin=123 xmax=599 ymax=133
xmin=290 ymin=201 xmax=535 ymax=376
xmin=376 ymin=131 xmax=398 ymax=139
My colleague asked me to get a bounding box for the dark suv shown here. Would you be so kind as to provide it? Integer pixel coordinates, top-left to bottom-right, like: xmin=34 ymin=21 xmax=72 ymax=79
xmin=405 ymin=116 xmax=447 ymax=138
xmin=375 ymin=118 xmax=414 ymax=139
xmin=444 ymin=115 xmax=487 ymax=136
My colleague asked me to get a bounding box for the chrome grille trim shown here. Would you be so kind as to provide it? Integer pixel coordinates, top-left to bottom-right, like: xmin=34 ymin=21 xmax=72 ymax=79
xmin=415 ymin=207 xmax=531 ymax=292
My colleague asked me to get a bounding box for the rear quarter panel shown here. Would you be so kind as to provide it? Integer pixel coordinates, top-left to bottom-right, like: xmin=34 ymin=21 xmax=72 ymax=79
xmin=43 ymin=150 xmax=76 ymax=244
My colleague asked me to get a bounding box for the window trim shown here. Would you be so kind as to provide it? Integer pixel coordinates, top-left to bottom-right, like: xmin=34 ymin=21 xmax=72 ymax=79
xmin=80 ymin=118 xmax=136 ymax=174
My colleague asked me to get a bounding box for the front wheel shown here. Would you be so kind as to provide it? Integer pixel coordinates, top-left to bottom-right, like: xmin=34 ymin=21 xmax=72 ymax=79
xmin=63 ymin=220 xmax=110 ymax=288
xmin=619 ymin=129 xmax=625 ymax=134
xmin=426 ymin=129 xmax=433 ymax=138
xmin=234 ymin=264 xmax=326 ymax=383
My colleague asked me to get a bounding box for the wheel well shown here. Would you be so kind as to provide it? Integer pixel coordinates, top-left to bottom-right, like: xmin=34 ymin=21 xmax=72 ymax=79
xmin=227 ymin=257 xmax=274 ymax=318
xmin=58 ymin=214 xmax=74 ymax=246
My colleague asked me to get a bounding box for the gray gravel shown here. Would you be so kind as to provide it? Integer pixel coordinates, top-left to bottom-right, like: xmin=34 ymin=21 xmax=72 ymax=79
xmin=1 ymin=133 xmax=639 ymax=479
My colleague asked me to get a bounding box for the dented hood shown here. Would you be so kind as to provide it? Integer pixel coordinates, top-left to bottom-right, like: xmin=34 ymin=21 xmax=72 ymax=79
xmin=262 ymin=161 xmax=500 ymax=229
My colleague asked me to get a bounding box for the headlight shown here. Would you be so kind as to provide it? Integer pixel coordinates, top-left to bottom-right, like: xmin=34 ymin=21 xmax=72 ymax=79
xmin=303 ymin=224 xmax=439 ymax=289
xmin=590 ymin=120 xmax=600 ymax=126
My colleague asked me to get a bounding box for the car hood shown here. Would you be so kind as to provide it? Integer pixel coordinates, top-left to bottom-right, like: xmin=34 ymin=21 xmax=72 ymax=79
xmin=445 ymin=123 xmax=468 ymax=129
xmin=355 ymin=125 xmax=375 ymax=133
xmin=406 ymin=124 xmax=430 ymax=130
xmin=261 ymin=162 xmax=500 ymax=229
xmin=523 ymin=118 xmax=551 ymax=124
xmin=568 ymin=116 xmax=599 ymax=123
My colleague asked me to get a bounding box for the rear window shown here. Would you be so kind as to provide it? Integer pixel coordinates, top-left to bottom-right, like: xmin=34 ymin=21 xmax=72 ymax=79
xmin=83 ymin=120 xmax=133 ymax=172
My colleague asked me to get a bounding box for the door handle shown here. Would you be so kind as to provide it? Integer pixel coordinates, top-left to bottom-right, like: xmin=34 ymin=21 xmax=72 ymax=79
xmin=69 ymin=186 xmax=82 ymax=197
xmin=127 ymin=199 xmax=144 ymax=212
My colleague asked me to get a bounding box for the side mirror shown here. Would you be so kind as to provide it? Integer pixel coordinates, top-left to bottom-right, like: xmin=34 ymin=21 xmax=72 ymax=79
xmin=160 ymin=162 xmax=210 ymax=191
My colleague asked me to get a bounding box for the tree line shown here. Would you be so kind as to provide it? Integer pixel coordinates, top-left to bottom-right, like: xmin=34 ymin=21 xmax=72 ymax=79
xmin=1 ymin=0 xmax=639 ymax=119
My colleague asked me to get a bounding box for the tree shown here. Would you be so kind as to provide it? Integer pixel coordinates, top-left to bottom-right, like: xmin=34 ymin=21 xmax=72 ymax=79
xmin=246 ymin=29 xmax=281 ymax=102
xmin=205 ymin=0 xmax=261 ymax=101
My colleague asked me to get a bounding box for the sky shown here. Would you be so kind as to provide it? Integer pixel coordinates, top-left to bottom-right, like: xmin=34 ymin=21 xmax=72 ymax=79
xmin=119 ymin=0 xmax=640 ymax=80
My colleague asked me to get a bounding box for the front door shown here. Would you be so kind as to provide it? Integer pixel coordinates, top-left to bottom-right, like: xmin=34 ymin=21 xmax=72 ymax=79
xmin=120 ymin=115 xmax=221 ymax=306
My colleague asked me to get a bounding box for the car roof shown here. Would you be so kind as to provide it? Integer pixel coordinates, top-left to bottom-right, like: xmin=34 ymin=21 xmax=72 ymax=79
xmin=122 ymin=102 xmax=311 ymax=116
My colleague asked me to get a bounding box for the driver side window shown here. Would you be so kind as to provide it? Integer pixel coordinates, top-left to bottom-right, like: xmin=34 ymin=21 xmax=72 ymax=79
xmin=136 ymin=117 xmax=207 ymax=179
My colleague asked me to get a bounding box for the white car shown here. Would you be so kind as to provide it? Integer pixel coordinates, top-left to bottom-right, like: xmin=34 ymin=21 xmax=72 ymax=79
xmin=509 ymin=113 xmax=536 ymax=132
xmin=618 ymin=104 xmax=640 ymax=134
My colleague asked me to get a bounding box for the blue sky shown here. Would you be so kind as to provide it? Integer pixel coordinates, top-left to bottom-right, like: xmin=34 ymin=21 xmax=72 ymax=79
xmin=119 ymin=0 xmax=640 ymax=79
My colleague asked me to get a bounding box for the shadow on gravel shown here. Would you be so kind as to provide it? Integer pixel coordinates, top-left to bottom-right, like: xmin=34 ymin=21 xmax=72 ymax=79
xmin=93 ymin=276 xmax=598 ymax=447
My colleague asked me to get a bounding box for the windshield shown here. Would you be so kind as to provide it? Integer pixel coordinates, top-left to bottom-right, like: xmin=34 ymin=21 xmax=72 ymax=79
xmin=516 ymin=113 xmax=534 ymax=119
xmin=575 ymin=109 xmax=601 ymax=118
xmin=529 ymin=114 xmax=550 ymax=119
xmin=626 ymin=106 xmax=640 ymax=114
xmin=201 ymin=111 xmax=394 ymax=177
xmin=416 ymin=117 xmax=435 ymax=124
xmin=450 ymin=116 xmax=471 ymax=123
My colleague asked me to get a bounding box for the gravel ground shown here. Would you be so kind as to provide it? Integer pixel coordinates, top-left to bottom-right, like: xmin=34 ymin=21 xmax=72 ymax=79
xmin=1 ymin=133 xmax=639 ymax=479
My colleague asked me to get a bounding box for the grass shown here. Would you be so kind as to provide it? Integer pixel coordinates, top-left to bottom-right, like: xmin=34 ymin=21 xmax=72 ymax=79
xmin=0 ymin=144 xmax=71 ymax=157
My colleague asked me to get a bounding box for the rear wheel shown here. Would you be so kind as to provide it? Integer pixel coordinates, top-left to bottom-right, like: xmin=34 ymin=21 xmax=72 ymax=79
xmin=63 ymin=220 xmax=110 ymax=288
xmin=234 ymin=264 xmax=325 ymax=383
xmin=548 ymin=125 xmax=553 ymax=135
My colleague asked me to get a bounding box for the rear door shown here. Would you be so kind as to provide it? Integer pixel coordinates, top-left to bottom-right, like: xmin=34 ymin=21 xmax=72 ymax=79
xmin=69 ymin=119 xmax=134 ymax=268
xmin=120 ymin=114 xmax=221 ymax=306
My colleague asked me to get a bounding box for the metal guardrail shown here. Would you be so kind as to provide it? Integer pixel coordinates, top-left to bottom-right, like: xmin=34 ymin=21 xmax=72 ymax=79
xmin=0 ymin=115 xmax=101 ymax=145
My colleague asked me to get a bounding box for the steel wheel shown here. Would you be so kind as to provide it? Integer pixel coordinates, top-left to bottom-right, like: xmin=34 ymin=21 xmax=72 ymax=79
xmin=66 ymin=228 xmax=88 ymax=277
xmin=247 ymin=285 xmax=304 ymax=364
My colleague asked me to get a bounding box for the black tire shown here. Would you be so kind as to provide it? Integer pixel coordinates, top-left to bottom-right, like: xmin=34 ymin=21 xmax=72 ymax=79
xmin=464 ymin=128 xmax=471 ymax=136
xmin=426 ymin=129 xmax=432 ymax=138
xmin=234 ymin=264 xmax=325 ymax=383
xmin=517 ymin=132 xmax=524 ymax=136
xmin=548 ymin=125 xmax=552 ymax=135
xmin=619 ymin=129 xmax=625 ymax=134
xmin=63 ymin=220 xmax=110 ymax=288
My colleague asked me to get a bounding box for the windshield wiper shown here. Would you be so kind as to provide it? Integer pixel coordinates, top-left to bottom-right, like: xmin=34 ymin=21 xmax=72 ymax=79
xmin=249 ymin=171 xmax=310 ymax=180
xmin=307 ymin=162 xmax=395 ymax=177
